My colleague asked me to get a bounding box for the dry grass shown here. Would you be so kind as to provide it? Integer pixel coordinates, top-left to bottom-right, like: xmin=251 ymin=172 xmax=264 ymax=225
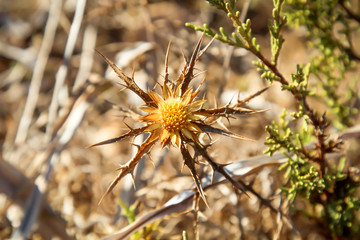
xmin=0 ymin=1 xmax=359 ymax=240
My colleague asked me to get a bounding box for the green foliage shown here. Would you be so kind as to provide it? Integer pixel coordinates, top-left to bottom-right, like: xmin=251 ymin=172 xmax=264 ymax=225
xmin=284 ymin=0 xmax=360 ymax=129
xmin=186 ymin=4 xmax=261 ymax=52
xmin=187 ymin=0 xmax=360 ymax=238
xmin=116 ymin=198 xmax=160 ymax=240
xmin=269 ymin=0 xmax=286 ymax=65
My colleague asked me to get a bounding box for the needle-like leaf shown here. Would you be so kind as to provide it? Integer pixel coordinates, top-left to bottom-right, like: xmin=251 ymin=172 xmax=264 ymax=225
xmin=87 ymin=126 xmax=148 ymax=148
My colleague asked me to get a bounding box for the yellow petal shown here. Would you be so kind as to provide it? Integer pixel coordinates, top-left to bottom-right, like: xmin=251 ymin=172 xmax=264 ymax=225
xmin=138 ymin=105 xmax=158 ymax=113
xmin=185 ymin=122 xmax=202 ymax=132
xmin=174 ymin=85 xmax=181 ymax=98
xmin=139 ymin=113 xmax=161 ymax=122
xmin=148 ymin=91 xmax=164 ymax=106
xmin=181 ymin=128 xmax=194 ymax=140
xmin=144 ymin=123 xmax=161 ymax=132
xmin=162 ymin=83 xmax=173 ymax=100
xmin=187 ymin=99 xmax=206 ymax=111
xmin=182 ymin=87 xmax=193 ymax=105
xmin=190 ymin=89 xmax=200 ymax=102
xmin=189 ymin=114 xmax=206 ymax=121
xmin=160 ymin=129 xmax=171 ymax=143
xmin=170 ymin=131 xmax=181 ymax=147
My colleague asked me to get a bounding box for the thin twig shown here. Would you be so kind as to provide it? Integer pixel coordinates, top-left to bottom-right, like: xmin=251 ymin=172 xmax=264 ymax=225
xmin=45 ymin=0 xmax=87 ymax=142
xmin=73 ymin=24 xmax=98 ymax=92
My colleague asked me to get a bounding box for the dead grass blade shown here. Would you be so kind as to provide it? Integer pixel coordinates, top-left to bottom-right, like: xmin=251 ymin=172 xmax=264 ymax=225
xmin=45 ymin=0 xmax=87 ymax=143
xmin=0 ymin=158 xmax=69 ymax=239
xmin=11 ymin=81 xmax=97 ymax=239
xmin=14 ymin=0 xmax=62 ymax=145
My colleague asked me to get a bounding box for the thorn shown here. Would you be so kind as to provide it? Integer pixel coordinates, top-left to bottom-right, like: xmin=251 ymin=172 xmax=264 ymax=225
xmin=116 ymin=82 xmax=130 ymax=90
xmin=181 ymin=48 xmax=188 ymax=65
xmin=196 ymin=34 xmax=215 ymax=62
xmin=236 ymin=89 xmax=241 ymax=103
xmin=213 ymin=93 xmax=218 ymax=109
xmin=130 ymin=142 xmax=141 ymax=150
xmin=131 ymin=66 xmax=136 ymax=80
xmin=123 ymin=121 xmax=133 ymax=130
xmin=218 ymin=162 xmax=232 ymax=168
xmin=202 ymin=194 xmax=209 ymax=208
xmin=192 ymin=70 xmax=206 ymax=79
xmin=211 ymin=169 xmax=216 ymax=184
xmin=147 ymin=153 xmax=155 ymax=167
xmin=164 ymin=40 xmax=171 ymax=85
xmin=225 ymin=115 xmax=231 ymax=125
xmin=193 ymin=77 xmax=205 ymax=96
xmin=226 ymin=94 xmax=235 ymax=106
xmin=115 ymin=165 xmax=126 ymax=171
xmin=216 ymin=118 xmax=229 ymax=131
xmin=98 ymin=193 xmax=107 ymax=206
xmin=130 ymin=171 xmax=136 ymax=190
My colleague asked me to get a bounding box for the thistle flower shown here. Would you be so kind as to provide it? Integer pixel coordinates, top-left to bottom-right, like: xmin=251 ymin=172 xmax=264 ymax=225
xmin=91 ymin=35 xmax=267 ymax=204
xmin=139 ymin=84 xmax=206 ymax=148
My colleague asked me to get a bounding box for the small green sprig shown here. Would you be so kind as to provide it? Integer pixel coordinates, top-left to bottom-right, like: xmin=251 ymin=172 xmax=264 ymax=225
xmin=264 ymin=109 xmax=314 ymax=158
xmin=116 ymin=198 xmax=161 ymax=240
xmin=186 ymin=0 xmax=261 ymax=52
xmin=269 ymin=0 xmax=287 ymax=65
xmin=284 ymin=0 xmax=360 ymax=129
xmin=187 ymin=0 xmax=287 ymax=85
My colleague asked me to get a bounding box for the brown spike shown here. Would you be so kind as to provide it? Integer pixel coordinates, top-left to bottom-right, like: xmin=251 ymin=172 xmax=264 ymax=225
xmin=196 ymin=35 xmax=215 ymax=63
xmin=96 ymin=49 xmax=155 ymax=106
xmin=98 ymin=133 xmax=158 ymax=205
xmin=198 ymin=124 xmax=255 ymax=142
xmin=87 ymin=126 xmax=147 ymax=148
xmin=180 ymin=142 xmax=209 ymax=207
xmin=236 ymin=86 xmax=270 ymax=107
xmin=181 ymin=34 xmax=204 ymax=94
xmin=194 ymin=142 xmax=250 ymax=198
xmin=164 ymin=40 xmax=171 ymax=85
xmin=129 ymin=171 xmax=136 ymax=190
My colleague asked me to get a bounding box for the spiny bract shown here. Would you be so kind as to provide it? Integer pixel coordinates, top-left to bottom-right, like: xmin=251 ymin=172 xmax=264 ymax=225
xmin=91 ymin=34 xmax=267 ymax=205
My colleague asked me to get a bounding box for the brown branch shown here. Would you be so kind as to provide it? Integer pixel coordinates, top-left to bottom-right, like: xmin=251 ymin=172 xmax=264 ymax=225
xmin=193 ymin=142 xmax=281 ymax=214
xmin=339 ymin=0 xmax=360 ymax=23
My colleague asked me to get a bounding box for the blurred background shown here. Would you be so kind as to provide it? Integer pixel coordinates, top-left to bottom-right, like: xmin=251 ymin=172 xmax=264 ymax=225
xmin=0 ymin=0 xmax=357 ymax=239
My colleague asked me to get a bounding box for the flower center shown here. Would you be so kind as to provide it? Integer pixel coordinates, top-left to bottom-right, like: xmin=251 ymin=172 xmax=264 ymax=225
xmin=159 ymin=99 xmax=189 ymax=132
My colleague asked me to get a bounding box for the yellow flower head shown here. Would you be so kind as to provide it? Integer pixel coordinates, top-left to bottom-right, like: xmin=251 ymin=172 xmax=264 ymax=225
xmin=139 ymin=85 xmax=206 ymax=148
